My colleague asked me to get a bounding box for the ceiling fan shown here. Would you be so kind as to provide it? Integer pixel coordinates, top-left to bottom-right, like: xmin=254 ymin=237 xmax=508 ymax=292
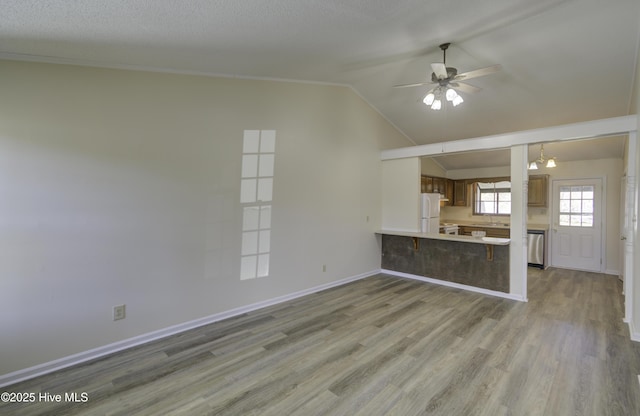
xmin=393 ymin=43 xmax=501 ymax=110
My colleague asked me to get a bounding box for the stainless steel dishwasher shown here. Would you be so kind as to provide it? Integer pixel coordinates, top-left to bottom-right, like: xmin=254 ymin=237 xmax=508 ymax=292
xmin=527 ymin=230 xmax=545 ymax=269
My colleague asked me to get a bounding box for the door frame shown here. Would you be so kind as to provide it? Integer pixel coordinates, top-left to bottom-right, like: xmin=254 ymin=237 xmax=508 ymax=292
xmin=549 ymin=176 xmax=606 ymax=273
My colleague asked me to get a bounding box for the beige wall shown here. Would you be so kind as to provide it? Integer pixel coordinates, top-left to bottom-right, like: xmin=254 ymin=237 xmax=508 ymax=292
xmin=382 ymin=158 xmax=421 ymax=232
xmin=0 ymin=60 xmax=411 ymax=376
xmin=420 ymin=157 xmax=446 ymax=177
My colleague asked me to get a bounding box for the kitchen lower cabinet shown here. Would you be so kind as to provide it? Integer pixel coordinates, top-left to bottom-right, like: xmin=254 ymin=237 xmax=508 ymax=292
xmin=459 ymin=226 xmax=510 ymax=239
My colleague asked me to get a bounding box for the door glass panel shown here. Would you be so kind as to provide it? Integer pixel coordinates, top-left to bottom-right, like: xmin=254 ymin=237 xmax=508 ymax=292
xmin=559 ymin=184 xmax=595 ymax=228
xmin=570 ymin=200 xmax=581 ymax=213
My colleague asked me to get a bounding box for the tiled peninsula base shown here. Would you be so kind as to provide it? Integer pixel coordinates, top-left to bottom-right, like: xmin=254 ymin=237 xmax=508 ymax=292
xmin=381 ymin=234 xmax=510 ymax=293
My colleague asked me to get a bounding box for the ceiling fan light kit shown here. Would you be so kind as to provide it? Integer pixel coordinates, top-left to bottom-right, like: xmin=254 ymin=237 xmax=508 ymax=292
xmin=394 ymin=42 xmax=501 ymax=111
xmin=422 ymin=87 xmax=464 ymax=110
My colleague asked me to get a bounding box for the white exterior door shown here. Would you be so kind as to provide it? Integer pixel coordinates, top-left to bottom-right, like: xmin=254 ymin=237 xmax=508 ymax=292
xmin=550 ymin=178 xmax=602 ymax=272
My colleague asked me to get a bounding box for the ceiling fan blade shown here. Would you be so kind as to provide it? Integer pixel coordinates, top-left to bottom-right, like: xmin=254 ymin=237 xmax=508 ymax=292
xmin=454 ymin=64 xmax=502 ymax=81
xmin=392 ymin=81 xmax=434 ymax=88
xmin=431 ymin=63 xmax=448 ymax=80
xmin=450 ymin=81 xmax=481 ymax=94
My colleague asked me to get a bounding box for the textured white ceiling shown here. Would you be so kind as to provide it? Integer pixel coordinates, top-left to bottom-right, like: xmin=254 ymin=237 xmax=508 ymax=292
xmin=1 ymin=0 xmax=639 ymax=168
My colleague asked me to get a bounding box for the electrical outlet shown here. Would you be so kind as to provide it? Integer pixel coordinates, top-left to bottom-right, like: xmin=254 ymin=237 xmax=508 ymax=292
xmin=113 ymin=304 xmax=126 ymax=321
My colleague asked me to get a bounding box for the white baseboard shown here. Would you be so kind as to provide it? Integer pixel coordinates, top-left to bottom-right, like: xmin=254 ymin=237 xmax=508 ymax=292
xmin=380 ymin=269 xmax=528 ymax=302
xmin=629 ymin=319 xmax=640 ymax=343
xmin=0 ymin=269 xmax=378 ymax=388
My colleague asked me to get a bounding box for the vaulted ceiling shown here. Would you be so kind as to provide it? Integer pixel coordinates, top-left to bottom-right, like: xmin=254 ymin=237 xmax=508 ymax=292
xmin=2 ymin=0 xmax=639 ymax=168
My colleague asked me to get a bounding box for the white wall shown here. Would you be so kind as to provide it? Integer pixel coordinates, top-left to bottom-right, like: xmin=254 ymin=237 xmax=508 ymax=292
xmin=0 ymin=60 xmax=411 ymax=376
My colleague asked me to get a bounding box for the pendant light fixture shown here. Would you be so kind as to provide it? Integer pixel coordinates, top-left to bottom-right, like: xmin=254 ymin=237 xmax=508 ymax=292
xmin=528 ymin=144 xmax=557 ymax=170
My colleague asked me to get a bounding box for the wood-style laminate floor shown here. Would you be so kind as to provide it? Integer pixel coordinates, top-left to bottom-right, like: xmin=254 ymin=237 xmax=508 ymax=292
xmin=3 ymin=268 xmax=640 ymax=415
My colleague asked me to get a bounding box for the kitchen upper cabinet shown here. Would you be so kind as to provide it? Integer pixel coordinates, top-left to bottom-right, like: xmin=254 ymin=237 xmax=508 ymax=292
xmin=445 ymin=179 xmax=454 ymax=205
xmin=422 ymin=173 xmax=546 ymax=208
xmin=421 ymin=175 xmax=433 ymax=193
xmin=421 ymin=175 xmax=453 ymax=205
xmin=528 ymin=175 xmax=548 ymax=207
xmin=432 ymin=177 xmax=446 ymax=194
xmin=453 ymin=180 xmax=468 ymax=206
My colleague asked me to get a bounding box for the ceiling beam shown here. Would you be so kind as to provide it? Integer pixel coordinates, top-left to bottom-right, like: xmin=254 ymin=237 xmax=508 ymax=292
xmin=380 ymin=115 xmax=638 ymax=160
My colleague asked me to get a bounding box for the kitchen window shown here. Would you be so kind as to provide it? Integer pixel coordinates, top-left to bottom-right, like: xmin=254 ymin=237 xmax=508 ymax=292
xmin=473 ymin=180 xmax=511 ymax=215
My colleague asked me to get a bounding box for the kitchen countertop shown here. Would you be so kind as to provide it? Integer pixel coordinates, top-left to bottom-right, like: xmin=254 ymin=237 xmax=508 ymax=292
xmin=377 ymin=230 xmax=510 ymax=246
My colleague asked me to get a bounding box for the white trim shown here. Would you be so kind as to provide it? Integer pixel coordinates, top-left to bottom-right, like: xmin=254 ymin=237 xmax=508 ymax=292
xmin=549 ymin=177 xmax=605 ymax=273
xmin=624 ymin=131 xmax=637 ymax=332
xmin=380 ymin=269 xmax=527 ymax=302
xmin=629 ymin=320 xmax=640 ymax=343
xmin=381 ymin=115 xmax=638 ymax=160
xmin=510 ymin=145 xmax=529 ymax=301
xmin=602 ymin=176 xmax=608 ymax=273
xmin=0 ymin=269 xmax=378 ymax=388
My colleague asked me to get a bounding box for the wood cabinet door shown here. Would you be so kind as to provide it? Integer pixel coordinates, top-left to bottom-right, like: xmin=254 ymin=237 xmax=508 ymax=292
xmin=421 ymin=176 xmax=433 ymax=193
xmin=432 ymin=177 xmax=445 ymax=194
xmin=453 ymin=180 xmax=468 ymax=206
xmin=445 ymin=179 xmax=454 ymax=206
xmin=528 ymin=175 xmax=548 ymax=207
xmin=460 ymin=226 xmax=510 ymax=238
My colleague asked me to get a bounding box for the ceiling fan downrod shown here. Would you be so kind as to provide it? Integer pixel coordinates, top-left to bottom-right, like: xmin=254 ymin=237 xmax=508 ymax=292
xmin=440 ymin=42 xmax=450 ymax=65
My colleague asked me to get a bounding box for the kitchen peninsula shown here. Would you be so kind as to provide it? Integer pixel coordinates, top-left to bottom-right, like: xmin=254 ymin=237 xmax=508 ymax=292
xmin=378 ymin=230 xmax=510 ymax=293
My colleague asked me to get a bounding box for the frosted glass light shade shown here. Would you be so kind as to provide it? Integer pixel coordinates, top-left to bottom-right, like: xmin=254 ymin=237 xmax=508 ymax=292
xmin=423 ymin=93 xmax=435 ymax=105
xmin=445 ymin=88 xmax=458 ymax=101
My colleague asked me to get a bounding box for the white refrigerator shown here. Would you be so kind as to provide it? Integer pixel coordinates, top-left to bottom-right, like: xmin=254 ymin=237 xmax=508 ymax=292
xmin=421 ymin=193 xmax=441 ymax=234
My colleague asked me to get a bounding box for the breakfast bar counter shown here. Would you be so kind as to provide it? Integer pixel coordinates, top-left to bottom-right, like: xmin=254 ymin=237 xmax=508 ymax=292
xmin=377 ymin=230 xmax=510 ymax=293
